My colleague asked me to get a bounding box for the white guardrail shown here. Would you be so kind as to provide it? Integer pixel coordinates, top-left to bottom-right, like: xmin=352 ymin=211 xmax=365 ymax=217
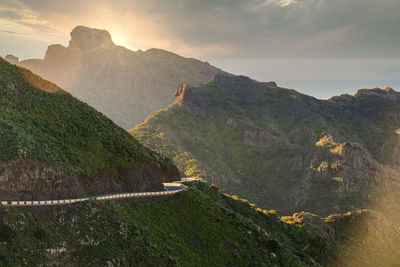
xmin=0 ymin=182 xmax=186 ymax=207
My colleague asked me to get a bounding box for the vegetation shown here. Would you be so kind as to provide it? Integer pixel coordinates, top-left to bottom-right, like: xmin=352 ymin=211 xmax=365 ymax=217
xmin=0 ymin=58 xmax=173 ymax=178
xmin=0 ymin=180 xmax=396 ymax=266
xmin=0 ymin=60 xmax=398 ymax=266
xmin=131 ymin=74 xmax=400 ymax=215
xmin=0 ymin=181 xmax=332 ymax=266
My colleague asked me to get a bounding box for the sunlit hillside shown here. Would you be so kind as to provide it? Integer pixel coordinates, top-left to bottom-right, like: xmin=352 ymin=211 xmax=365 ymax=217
xmin=131 ymin=73 xmax=400 ymax=216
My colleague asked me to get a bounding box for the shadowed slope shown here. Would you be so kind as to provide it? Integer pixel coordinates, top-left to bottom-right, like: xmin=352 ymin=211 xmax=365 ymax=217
xmin=0 ymin=57 xmax=179 ymax=200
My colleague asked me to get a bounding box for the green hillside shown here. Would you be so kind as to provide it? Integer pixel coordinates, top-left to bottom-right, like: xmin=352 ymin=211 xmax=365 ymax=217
xmin=0 ymin=57 xmax=177 ymax=198
xmin=0 ymin=181 xmax=398 ymax=266
xmin=131 ymin=74 xmax=400 ymax=216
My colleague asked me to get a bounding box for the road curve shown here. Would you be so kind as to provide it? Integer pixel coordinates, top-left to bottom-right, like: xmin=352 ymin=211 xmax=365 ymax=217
xmin=0 ymin=182 xmax=187 ymax=207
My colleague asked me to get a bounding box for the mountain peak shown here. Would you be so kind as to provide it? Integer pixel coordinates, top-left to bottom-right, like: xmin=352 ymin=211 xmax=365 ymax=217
xmin=13 ymin=26 xmax=227 ymax=128
xmin=173 ymin=83 xmax=207 ymax=113
xmin=69 ymin=25 xmax=115 ymax=50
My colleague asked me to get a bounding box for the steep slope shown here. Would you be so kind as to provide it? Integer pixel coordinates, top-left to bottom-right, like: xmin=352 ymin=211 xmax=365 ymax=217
xmin=7 ymin=25 xmax=227 ymax=129
xmin=0 ymin=57 xmax=179 ymax=201
xmin=0 ymin=181 xmax=398 ymax=266
xmin=0 ymin=182 xmax=319 ymax=266
xmin=131 ymin=73 xmax=400 ymax=216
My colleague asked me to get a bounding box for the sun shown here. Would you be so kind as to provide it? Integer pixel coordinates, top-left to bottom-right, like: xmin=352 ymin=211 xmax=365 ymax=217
xmin=109 ymin=28 xmax=138 ymax=50
xmin=109 ymin=29 xmax=127 ymax=46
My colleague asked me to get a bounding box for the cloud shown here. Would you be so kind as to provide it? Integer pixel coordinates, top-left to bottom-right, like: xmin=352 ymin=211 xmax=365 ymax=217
xmin=1 ymin=29 xmax=18 ymax=35
xmin=262 ymin=0 xmax=301 ymax=7
xmin=0 ymin=0 xmax=399 ymax=58
xmin=0 ymin=0 xmax=64 ymax=42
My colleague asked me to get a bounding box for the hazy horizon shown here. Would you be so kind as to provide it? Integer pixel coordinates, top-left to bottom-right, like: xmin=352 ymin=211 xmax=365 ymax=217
xmin=2 ymin=41 xmax=398 ymax=99
xmin=1 ymin=0 xmax=399 ymax=99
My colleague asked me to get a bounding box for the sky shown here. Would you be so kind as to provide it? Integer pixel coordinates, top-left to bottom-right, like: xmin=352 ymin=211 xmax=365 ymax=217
xmin=0 ymin=0 xmax=399 ymax=99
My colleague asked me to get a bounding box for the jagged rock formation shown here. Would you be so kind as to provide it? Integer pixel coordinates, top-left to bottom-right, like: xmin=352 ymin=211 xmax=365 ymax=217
xmin=131 ymin=73 xmax=400 ymax=216
xmin=10 ymin=25 xmax=226 ymax=128
xmin=0 ymin=57 xmax=179 ymax=200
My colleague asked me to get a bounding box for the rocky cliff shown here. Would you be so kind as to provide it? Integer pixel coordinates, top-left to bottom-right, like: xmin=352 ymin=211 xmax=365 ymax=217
xmin=0 ymin=57 xmax=179 ymax=200
xmin=131 ymin=73 xmax=400 ymax=216
xmin=7 ymin=25 xmax=227 ymax=129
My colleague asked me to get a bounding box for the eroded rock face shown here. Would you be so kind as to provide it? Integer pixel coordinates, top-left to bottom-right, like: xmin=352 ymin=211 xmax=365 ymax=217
xmin=14 ymin=26 xmax=227 ymax=128
xmin=0 ymin=159 xmax=176 ymax=201
xmin=173 ymin=83 xmax=208 ymax=113
xmin=311 ymin=134 xmax=389 ymax=190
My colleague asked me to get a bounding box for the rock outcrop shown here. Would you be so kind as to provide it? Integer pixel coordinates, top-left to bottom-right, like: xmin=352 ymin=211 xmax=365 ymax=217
xmin=173 ymin=83 xmax=208 ymax=113
xmin=70 ymin=25 xmax=115 ymax=50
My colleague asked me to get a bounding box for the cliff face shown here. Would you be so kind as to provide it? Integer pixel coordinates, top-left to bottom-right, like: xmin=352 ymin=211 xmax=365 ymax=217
xmin=0 ymin=159 xmax=177 ymax=200
xmin=0 ymin=57 xmax=179 ymax=200
xmin=9 ymin=25 xmax=226 ymax=129
xmin=131 ymin=73 xmax=400 ymax=216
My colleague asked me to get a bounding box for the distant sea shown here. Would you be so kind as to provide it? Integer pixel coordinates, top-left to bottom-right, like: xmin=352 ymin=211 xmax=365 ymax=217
xmin=209 ymin=57 xmax=400 ymax=100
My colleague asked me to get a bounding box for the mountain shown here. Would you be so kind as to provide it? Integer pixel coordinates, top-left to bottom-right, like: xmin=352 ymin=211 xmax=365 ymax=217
xmin=1 ymin=58 xmax=398 ymax=266
xmin=0 ymin=57 xmax=179 ymax=201
xmin=1 ymin=180 xmax=398 ymax=266
xmin=6 ymin=26 xmax=227 ymax=129
xmin=131 ymin=73 xmax=400 ymax=216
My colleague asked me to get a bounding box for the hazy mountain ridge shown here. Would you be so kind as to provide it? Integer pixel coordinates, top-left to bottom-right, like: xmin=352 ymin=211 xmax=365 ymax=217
xmin=5 ymin=25 xmax=227 ymax=129
xmin=0 ymin=57 xmax=179 ymax=201
xmin=131 ymin=73 xmax=400 ymax=216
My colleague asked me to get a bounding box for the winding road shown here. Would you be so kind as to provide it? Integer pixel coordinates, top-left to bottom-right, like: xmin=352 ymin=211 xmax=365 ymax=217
xmin=0 ymin=182 xmax=187 ymax=206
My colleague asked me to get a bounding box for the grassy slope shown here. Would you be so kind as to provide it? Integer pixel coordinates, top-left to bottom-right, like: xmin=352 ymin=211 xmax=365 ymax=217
xmin=1 ymin=181 xmax=395 ymax=266
xmin=132 ymin=82 xmax=302 ymax=208
xmin=0 ymin=57 xmax=172 ymax=178
xmin=0 ymin=181 xmax=330 ymax=266
xmin=131 ymin=78 xmax=400 ymax=214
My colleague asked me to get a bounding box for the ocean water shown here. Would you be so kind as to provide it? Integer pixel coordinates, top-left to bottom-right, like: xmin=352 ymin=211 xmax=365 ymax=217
xmin=208 ymin=57 xmax=400 ymax=100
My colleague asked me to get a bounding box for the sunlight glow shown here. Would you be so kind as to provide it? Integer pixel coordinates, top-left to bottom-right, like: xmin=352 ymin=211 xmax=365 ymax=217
xmin=108 ymin=29 xmax=136 ymax=49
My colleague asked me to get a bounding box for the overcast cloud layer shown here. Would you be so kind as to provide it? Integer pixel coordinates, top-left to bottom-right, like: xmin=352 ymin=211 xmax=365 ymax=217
xmin=1 ymin=0 xmax=400 ymax=58
xmin=0 ymin=0 xmax=399 ymax=98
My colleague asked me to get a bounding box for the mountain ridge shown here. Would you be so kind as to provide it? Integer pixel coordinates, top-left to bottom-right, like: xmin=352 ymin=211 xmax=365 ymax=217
xmin=5 ymin=25 xmax=228 ymax=129
xmin=131 ymin=73 xmax=400 ymax=216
